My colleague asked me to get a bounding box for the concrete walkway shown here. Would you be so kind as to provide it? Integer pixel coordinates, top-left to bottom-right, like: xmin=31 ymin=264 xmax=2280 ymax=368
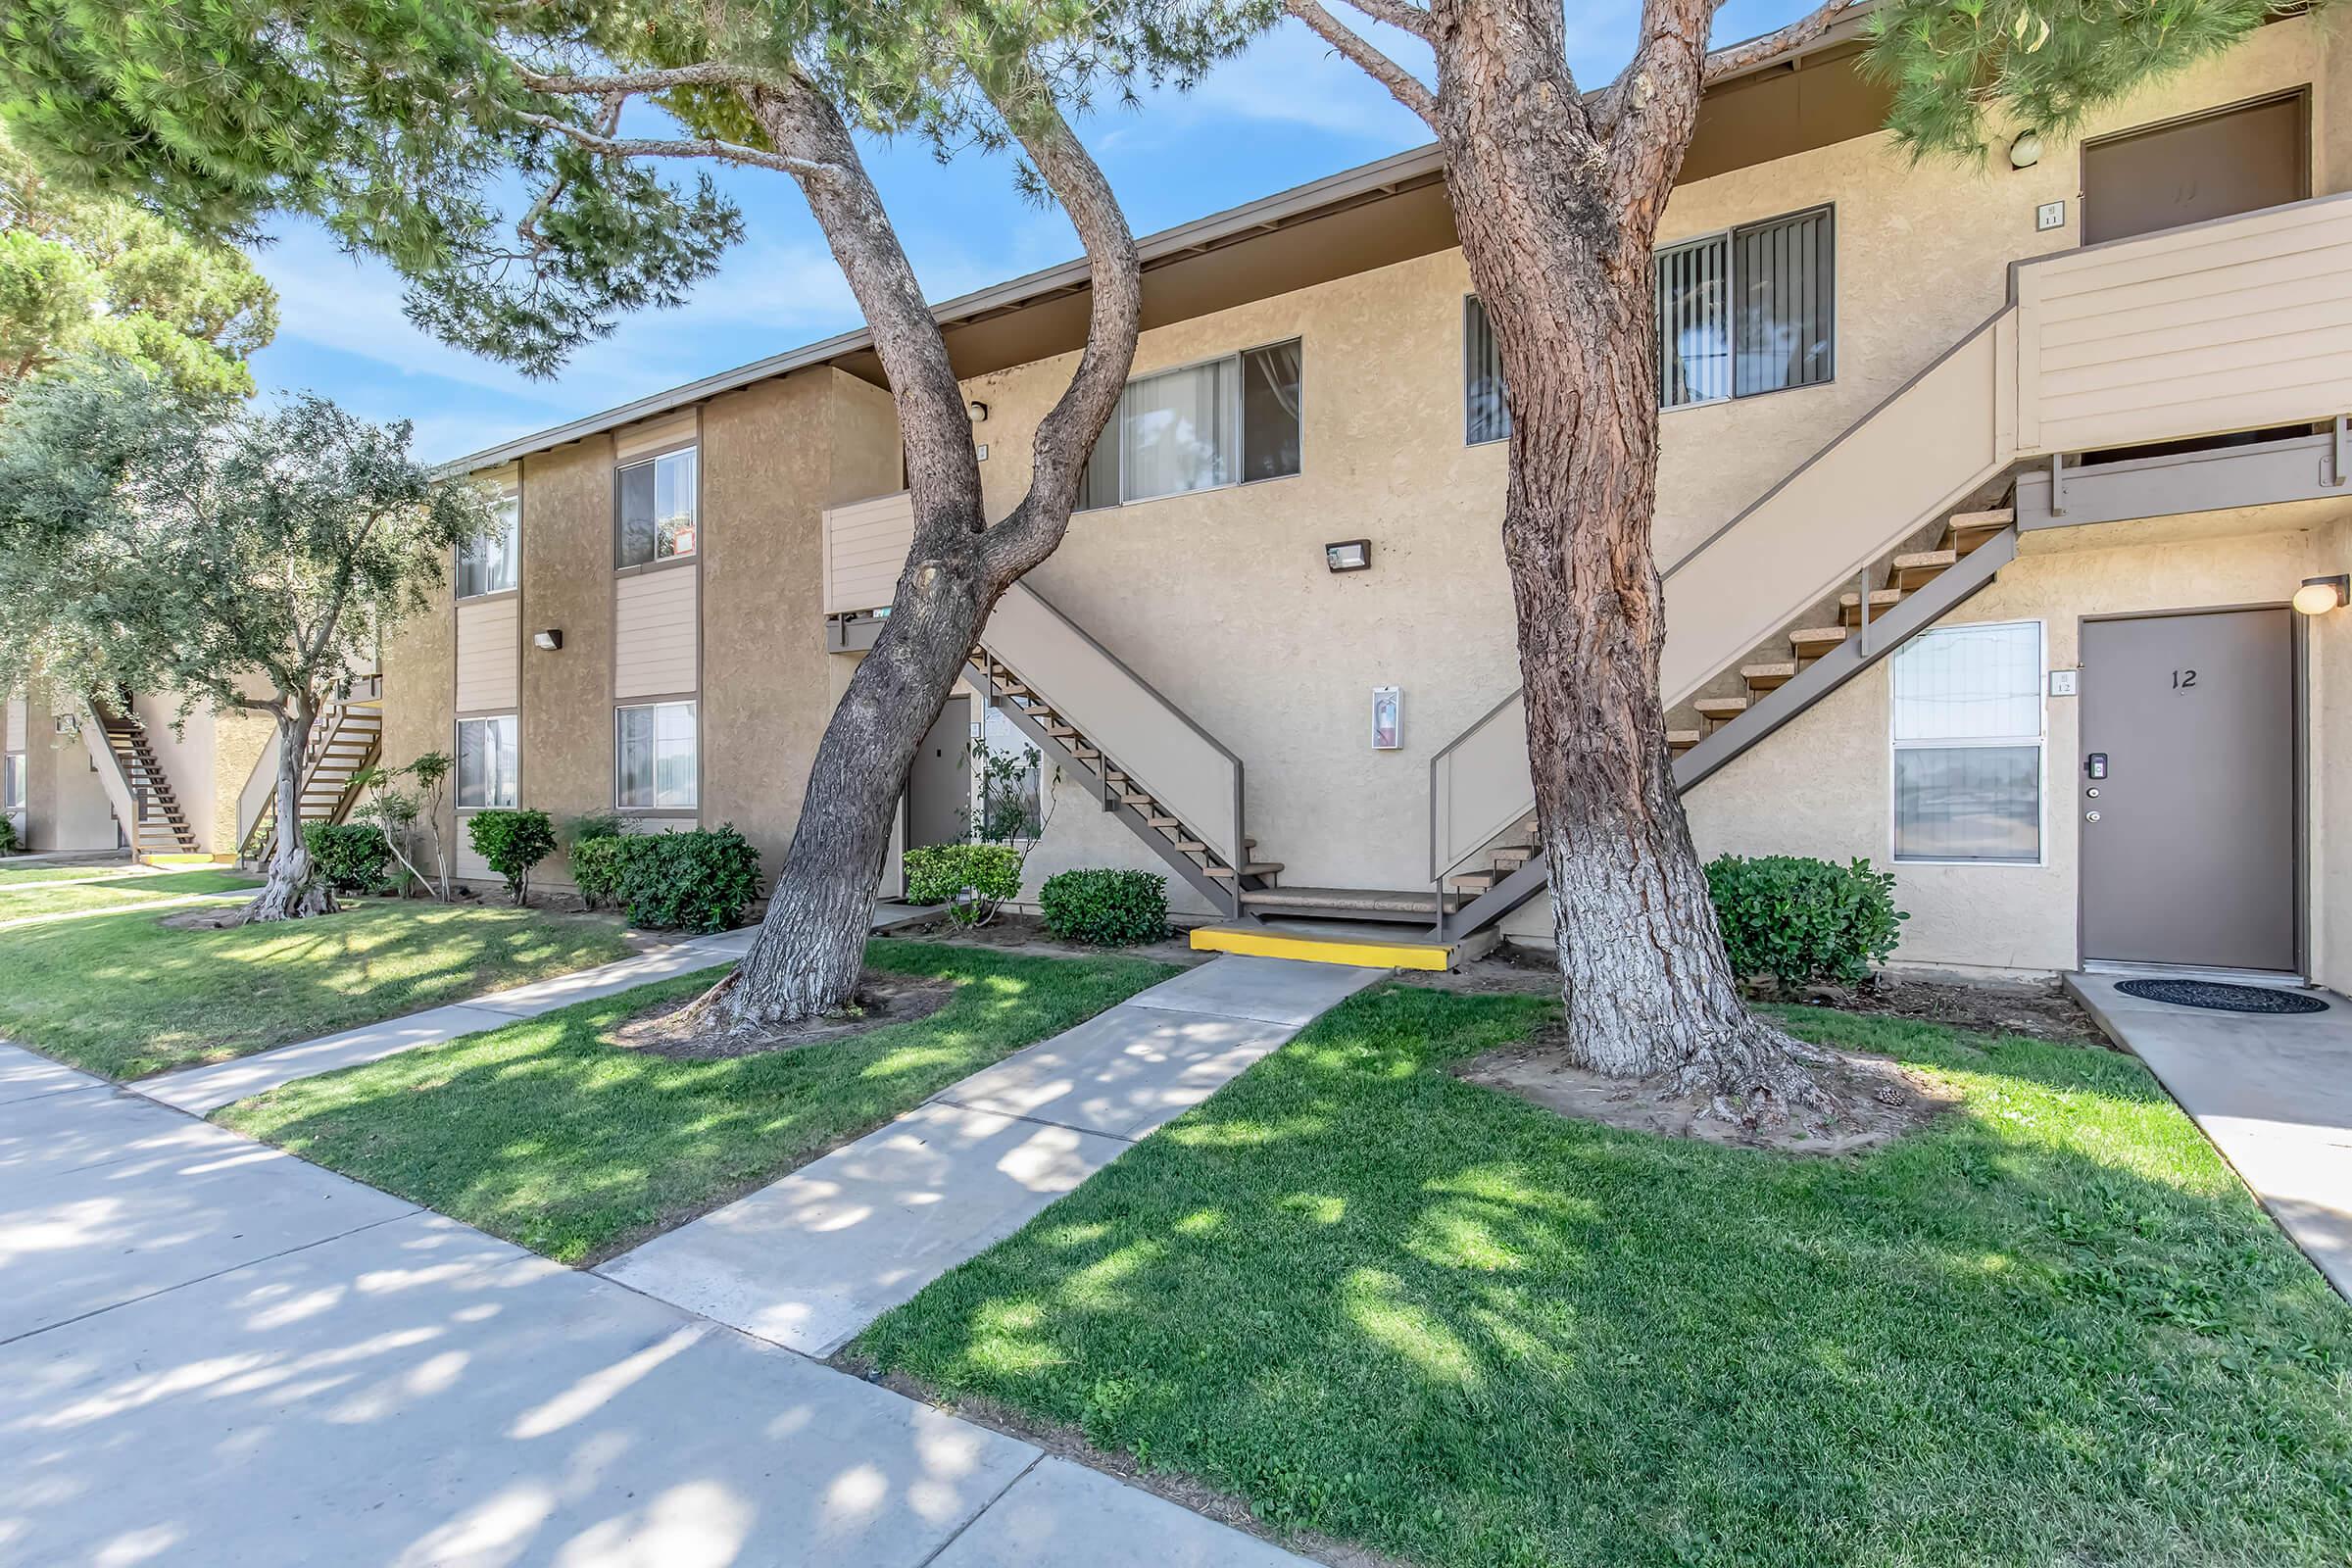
xmin=2069 ymin=974 xmax=2352 ymax=1300
xmin=0 ymin=1042 xmax=1313 ymax=1566
xmin=599 ymin=956 xmax=1385 ymax=1355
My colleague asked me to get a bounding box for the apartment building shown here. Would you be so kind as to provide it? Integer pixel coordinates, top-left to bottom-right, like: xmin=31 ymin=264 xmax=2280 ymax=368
xmin=375 ymin=12 xmax=2352 ymax=986
xmin=3 ymin=692 xmax=278 ymax=863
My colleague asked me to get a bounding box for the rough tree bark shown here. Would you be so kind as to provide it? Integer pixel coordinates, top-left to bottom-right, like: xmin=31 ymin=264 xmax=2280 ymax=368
xmin=1291 ymin=0 xmax=1856 ymax=1126
xmin=239 ymin=694 xmax=336 ymax=922
xmin=703 ymin=70 xmax=1142 ymax=1028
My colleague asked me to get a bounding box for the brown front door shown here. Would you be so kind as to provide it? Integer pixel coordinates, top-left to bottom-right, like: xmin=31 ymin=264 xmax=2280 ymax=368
xmin=2079 ymin=609 xmax=2296 ymax=971
xmin=2082 ymin=93 xmax=2308 ymax=246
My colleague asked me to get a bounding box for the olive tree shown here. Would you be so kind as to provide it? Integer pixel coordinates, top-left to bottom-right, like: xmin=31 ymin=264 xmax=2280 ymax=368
xmin=0 ymin=363 xmax=491 ymax=919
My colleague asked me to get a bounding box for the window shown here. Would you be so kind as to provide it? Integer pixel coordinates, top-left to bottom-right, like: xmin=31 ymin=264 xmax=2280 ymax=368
xmin=455 ymin=714 xmax=519 ymax=809
xmin=1082 ymin=341 xmax=1301 ymax=507
xmin=4 ymin=751 xmax=23 ymax=813
xmin=1890 ymin=621 xmax=2043 ymax=863
xmin=458 ymin=494 xmax=518 ymax=598
xmin=617 ymin=701 xmax=697 ymax=809
xmin=1465 ymin=297 xmax=1510 ymax=445
xmin=1657 ymin=207 xmax=1834 ymax=409
xmin=616 ymin=447 xmax=698 ymax=568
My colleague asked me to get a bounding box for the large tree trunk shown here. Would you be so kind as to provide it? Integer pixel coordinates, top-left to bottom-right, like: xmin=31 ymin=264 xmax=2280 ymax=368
xmin=240 ymin=699 xmax=335 ymax=922
xmin=1433 ymin=0 xmax=1841 ymax=1128
xmin=709 ymin=71 xmax=1139 ymax=1031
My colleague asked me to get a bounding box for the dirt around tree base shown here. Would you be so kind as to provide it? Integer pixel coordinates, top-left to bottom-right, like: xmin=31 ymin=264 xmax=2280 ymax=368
xmin=612 ymin=969 xmax=956 ymax=1059
xmin=1456 ymin=1028 xmax=1957 ymax=1155
xmin=161 ymin=902 xmax=355 ymax=932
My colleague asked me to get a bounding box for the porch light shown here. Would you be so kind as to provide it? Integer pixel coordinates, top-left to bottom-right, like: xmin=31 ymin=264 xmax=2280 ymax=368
xmin=1325 ymin=539 xmax=1371 ymax=572
xmin=2293 ymin=574 xmax=2349 ymax=615
xmin=967 ymin=400 xmax=989 ymax=423
xmin=2008 ymin=131 xmax=2042 ymax=170
xmin=533 ymin=628 xmax=564 ymax=651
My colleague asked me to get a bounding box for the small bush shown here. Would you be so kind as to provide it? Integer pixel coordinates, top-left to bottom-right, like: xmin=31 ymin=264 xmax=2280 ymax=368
xmin=303 ymin=822 xmax=393 ymax=893
xmin=906 ymin=842 xmax=1023 ymax=925
xmin=565 ymin=812 xmax=626 ymax=846
xmin=0 ymin=814 xmax=17 ymax=855
xmin=570 ymin=825 xmax=762 ymax=932
xmin=1704 ymin=854 xmax=1906 ymax=994
xmin=466 ymin=808 xmax=557 ymax=906
xmin=1039 ymin=868 xmax=1168 ymax=947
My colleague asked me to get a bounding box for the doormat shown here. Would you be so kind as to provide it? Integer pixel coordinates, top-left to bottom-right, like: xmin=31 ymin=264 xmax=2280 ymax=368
xmin=2115 ymin=978 xmax=2329 ymax=1015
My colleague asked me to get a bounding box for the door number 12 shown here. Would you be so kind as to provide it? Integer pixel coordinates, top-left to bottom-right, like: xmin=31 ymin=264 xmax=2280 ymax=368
xmin=2172 ymin=669 xmax=2197 ymax=690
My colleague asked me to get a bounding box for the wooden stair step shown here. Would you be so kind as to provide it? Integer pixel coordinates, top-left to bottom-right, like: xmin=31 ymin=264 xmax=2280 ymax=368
xmin=1788 ymin=625 xmax=1847 ymax=658
xmin=1693 ymin=697 xmax=1748 ymax=718
xmin=1169 ymin=839 xmax=1206 ymax=854
xmin=1206 ymin=861 xmax=1285 ymax=879
xmin=1890 ymin=549 xmax=1956 ymax=590
xmin=1741 ymin=661 xmax=1796 ymax=691
xmin=1146 ymin=815 xmax=1181 ymax=829
xmin=1490 ymin=844 xmax=1535 ymax=866
xmin=1118 ymin=791 xmax=1153 ymax=807
xmin=1666 ymin=729 xmax=1702 ymax=752
xmin=1450 ymin=870 xmax=1496 ymax=893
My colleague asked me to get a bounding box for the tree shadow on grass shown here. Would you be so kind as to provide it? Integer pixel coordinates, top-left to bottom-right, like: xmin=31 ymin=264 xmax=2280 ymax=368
xmin=857 ymin=985 xmax=2352 ymax=1568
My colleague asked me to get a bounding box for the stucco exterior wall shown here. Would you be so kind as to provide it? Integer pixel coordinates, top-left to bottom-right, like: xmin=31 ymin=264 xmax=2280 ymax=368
xmin=24 ymin=702 xmax=120 ymax=854
xmin=1683 ymin=506 xmax=2346 ymax=979
xmin=2314 ymin=511 xmax=2352 ymax=989
xmin=381 ymin=570 xmax=456 ymax=877
xmin=945 ymin=22 xmax=2336 ymax=935
xmin=513 ymin=438 xmax=619 ymax=890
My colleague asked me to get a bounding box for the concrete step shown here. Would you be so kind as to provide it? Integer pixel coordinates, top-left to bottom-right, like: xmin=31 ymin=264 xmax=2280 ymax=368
xmin=1838 ymin=587 xmax=1905 ymax=626
xmin=1891 ymin=548 xmax=1956 ymax=590
xmin=1944 ymin=507 xmax=2014 ymax=554
xmin=1788 ymin=625 xmax=1848 ymax=661
xmin=1450 ymin=870 xmax=1496 ymax=893
xmin=1239 ymin=884 xmax=1442 ymax=916
xmin=1693 ymin=697 xmax=1748 ymax=723
xmin=1741 ymin=661 xmax=1796 ymax=691
xmin=1206 ymin=861 xmax=1286 ymax=879
xmin=1490 ymin=845 xmax=1535 ymax=868
xmin=1666 ymin=728 xmax=1702 ymax=752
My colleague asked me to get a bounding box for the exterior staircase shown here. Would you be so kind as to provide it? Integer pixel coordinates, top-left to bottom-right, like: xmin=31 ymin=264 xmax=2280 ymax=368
xmin=242 ymin=699 xmax=384 ymax=865
xmin=93 ymin=709 xmax=200 ymax=857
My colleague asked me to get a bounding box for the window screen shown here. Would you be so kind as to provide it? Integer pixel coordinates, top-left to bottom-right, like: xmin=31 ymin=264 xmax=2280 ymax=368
xmin=1891 ymin=621 xmax=2042 ymax=862
xmin=617 ymin=701 xmax=698 ymax=809
xmin=458 ymin=495 xmax=519 ymax=599
xmin=1465 ymin=296 xmax=1510 ymax=444
xmin=1081 ymin=341 xmax=1302 ymax=507
xmin=1649 ymin=206 xmax=1833 ymax=410
xmin=455 ymin=714 xmax=519 ymax=810
xmin=616 ymin=448 xmax=699 ymax=568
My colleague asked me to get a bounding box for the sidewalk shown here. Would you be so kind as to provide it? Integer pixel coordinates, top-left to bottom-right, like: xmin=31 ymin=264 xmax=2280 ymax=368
xmin=599 ymin=956 xmax=1387 ymax=1355
xmin=0 ymin=1042 xmax=1309 ymax=1566
xmin=2068 ymin=973 xmax=2352 ymax=1300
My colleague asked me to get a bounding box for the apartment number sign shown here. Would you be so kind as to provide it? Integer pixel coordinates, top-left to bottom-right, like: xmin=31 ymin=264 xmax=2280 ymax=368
xmin=1372 ymin=687 xmax=1401 ymax=750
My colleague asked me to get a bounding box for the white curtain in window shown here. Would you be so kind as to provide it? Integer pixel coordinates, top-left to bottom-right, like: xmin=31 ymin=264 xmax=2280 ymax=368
xmin=457 ymin=715 xmax=518 ymax=809
xmin=1121 ymin=358 xmax=1237 ymax=503
xmin=459 ymin=497 xmax=519 ymax=598
xmin=1892 ymin=621 xmax=2043 ymax=742
xmin=618 ymin=702 xmax=697 ymax=808
xmin=1891 ymin=621 xmax=2041 ymax=862
xmin=1655 ymin=236 xmax=1731 ymax=409
xmin=1465 ymin=297 xmax=1510 ymax=443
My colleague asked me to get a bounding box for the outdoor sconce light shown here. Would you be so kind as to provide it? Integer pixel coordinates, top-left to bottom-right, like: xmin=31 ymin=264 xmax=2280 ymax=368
xmin=1325 ymin=539 xmax=1371 ymax=573
xmin=53 ymin=713 xmax=78 ymax=737
xmin=2293 ymin=574 xmax=2349 ymax=615
xmin=967 ymin=400 xmax=990 ymax=423
xmin=533 ymin=628 xmax=564 ymax=651
xmin=2008 ymin=130 xmax=2042 ymax=170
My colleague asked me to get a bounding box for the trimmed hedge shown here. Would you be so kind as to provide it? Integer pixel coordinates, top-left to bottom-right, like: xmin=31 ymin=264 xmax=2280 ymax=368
xmin=304 ymin=822 xmax=394 ymax=894
xmin=466 ymin=808 xmax=557 ymax=906
xmin=571 ymin=825 xmax=762 ymax=933
xmin=905 ymin=843 xmax=1022 ymax=925
xmin=1038 ymin=867 xmax=1168 ymax=947
xmin=1704 ymin=853 xmax=1905 ymax=994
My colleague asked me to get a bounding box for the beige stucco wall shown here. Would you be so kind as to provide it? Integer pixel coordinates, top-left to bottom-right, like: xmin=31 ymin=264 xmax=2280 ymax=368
xmin=958 ymin=21 xmax=2336 ymax=928
xmin=23 ymin=700 xmax=120 ymax=854
xmin=2314 ymin=510 xmax=2352 ymax=989
xmin=1685 ymin=505 xmax=2348 ymax=980
xmin=511 ymin=437 xmax=619 ymax=889
xmin=381 ymin=567 xmax=457 ymax=877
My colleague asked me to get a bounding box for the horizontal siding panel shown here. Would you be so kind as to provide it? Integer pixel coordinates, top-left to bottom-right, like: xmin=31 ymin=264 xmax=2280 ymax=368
xmin=456 ymin=842 xmax=494 ymax=882
xmin=2035 ymin=243 xmax=2350 ymax=329
xmin=2040 ymin=372 xmax=2352 ymax=453
xmin=2041 ymin=351 xmax=2352 ymax=420
xmin=455 ymin=598 xmax=520 ymax=713
xmin=616 ymin=567 xmax=699 ymax=698
xmin=2032 ymin=204 xmax=2352 ymax=304
xmin=614 ymin=412 xmax=697 ymax=464
xmin=2038 ymin=266 xmax=2352 ymax=351
xmin=5 ymin=698 xmax=24 ymax=753
xmin=2038 ymin=320 xmax=2352 ymax=400
xmin=823 ymin=490 xmax=915 ymax=614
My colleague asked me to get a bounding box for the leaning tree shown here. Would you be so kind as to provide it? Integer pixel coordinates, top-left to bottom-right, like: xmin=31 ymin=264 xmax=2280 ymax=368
xmin=0 ymin=364 xmax=491 ymax=920
xmin=1260 ymin=0 xmax=2291 ymax=1124
xmin=0 ymin=0 xmax=1256 ymax=1021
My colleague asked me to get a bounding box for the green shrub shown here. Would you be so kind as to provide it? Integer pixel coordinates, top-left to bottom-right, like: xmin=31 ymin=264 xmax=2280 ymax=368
xmin=565 ymin=812 xmax=626 ymax=846
xmin=303 ymin=822 xmax=394 ymax=894
xmin=906 ymin=843 xmax=1023 ymax=925
xmin=0 ymin=814 xmax=17 ymax=855
xmin=466 ymin=808 xmax=557 ymax=906
xmin=1704 ymin=854 xmax=1905 ymax=994
xmin=1038 ymin=867 xmax=1168 ymax=947
xmin=570 ymin=825 xmax=762 ymax=932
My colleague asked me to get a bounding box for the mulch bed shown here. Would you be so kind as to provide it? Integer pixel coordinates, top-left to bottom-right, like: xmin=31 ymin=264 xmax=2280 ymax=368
xmin=610 ymin=968 xmax=957 ymax=1059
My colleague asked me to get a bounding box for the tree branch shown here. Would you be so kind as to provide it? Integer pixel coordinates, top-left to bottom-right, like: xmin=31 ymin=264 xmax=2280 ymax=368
xmin=514 ymin=62 xmax=792 ymax=98
xmin=511 ymin=110 xmax=845 ymax=182
xmin=1702 ymin=0 xmax=1864 ymax=83
xmin=978 ymin=63 xmax=1143 ymax=587
xmin=1284 ymin=0 xmax=1439 ymax=129
xmin=1326 ymin=0 xmax=1437 ymax=43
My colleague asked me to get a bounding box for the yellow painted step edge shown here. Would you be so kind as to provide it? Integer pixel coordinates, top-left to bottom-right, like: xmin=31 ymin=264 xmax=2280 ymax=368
xmin=1189 ymin=923 xmax=1453 ymax=971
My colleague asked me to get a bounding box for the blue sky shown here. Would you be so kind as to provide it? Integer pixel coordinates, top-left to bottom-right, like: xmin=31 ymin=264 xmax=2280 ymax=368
xmin=247 ymin=3 xmax=1810 ymax=464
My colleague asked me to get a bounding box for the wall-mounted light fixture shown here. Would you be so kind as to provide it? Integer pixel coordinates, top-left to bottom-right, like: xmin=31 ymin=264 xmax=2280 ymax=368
xmin=967 ymin=400 xmax=990 ymax=423
xmin=533 ymin=628 xmax=564 ymax=651
xmin=2293 ymin=573 xmax=2349 ymax=615
xmin=52 ymin=713 xmax=78 ymax=737
xmin=1325 ymin=539 xmax=1371 ymax=573
xmin=2008 ymin=130 xmax=2042 ymax=170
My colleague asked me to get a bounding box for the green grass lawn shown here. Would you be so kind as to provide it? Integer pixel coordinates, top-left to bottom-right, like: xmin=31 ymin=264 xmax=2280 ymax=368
xmin=218 ymin=941 xmax=1181 ymax=1264
xmin=0 ymin=902 xmax=634 ymax=1079
xmin=856 ymin=985 xmax=2352 ymax=1568
xmin=0 ymin=863 xmax=125 ymax=887
xmin=0 ymin=868 xmax=260 ymax=921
